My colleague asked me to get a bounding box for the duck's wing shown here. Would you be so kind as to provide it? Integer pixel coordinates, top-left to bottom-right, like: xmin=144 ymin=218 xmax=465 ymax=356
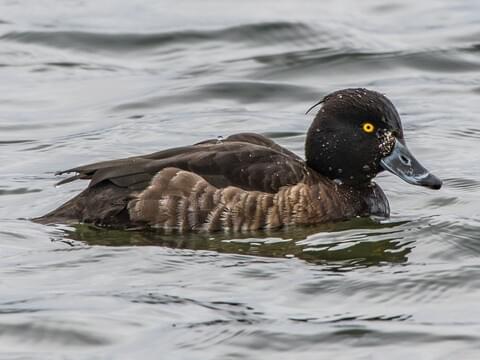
xmin=195 ymin=133 xmax=302 ymax=161
xmin=56 ymin=133 xmax=310 ymax=193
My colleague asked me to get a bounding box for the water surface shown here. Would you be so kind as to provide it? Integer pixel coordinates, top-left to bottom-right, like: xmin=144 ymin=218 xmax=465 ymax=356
xmin=1 ymin=0 xmax=480 ymax=358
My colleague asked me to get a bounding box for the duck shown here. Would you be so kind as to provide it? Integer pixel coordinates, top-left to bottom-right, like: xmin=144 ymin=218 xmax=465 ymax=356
xmin=34 ymin=88 xmax=442 ymax=232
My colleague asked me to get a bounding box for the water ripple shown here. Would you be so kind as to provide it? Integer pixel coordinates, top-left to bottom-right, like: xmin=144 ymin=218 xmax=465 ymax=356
xmin=0 ymin=321 xmax=110 ymax=346
xmin=113 ymin=81 xmax=318 ymax=110
xmin=0 ymin=22 xmax=316 ymax=52
xmin=2 ymin=1 xmax=480 ymax=358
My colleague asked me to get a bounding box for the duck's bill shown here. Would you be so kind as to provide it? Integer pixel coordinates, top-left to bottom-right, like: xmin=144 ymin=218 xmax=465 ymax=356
xmin=380 ymin=140 xmax=442 ymax=190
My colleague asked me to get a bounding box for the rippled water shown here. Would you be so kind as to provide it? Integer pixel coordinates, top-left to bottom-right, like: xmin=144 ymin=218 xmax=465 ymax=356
xmin=1 ymin=0 xmax=480 ymax=358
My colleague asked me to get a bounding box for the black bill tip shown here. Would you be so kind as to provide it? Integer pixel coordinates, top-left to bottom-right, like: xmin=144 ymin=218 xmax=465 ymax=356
xmin=421 ymin=173 xmax=442 ymax=190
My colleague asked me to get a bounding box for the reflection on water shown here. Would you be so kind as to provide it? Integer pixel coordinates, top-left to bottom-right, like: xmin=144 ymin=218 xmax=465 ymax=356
xmin=65 ymin=218 xmax=412 ymax=267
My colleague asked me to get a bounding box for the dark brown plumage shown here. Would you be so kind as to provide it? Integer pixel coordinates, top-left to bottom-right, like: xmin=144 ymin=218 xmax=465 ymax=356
xmin=34 ymin=88 xmax=442 ymax=231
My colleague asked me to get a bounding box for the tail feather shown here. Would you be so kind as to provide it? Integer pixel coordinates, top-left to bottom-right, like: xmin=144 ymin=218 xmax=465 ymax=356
xmin=33 ymin=182 xmax=132 ymax=226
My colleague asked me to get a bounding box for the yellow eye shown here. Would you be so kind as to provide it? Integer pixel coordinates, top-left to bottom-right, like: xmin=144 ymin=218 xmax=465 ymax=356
xmin=362 ymin=122 xmax=375 ymax=133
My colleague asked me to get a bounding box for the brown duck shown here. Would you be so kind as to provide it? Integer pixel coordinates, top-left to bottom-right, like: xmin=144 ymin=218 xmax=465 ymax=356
xmin=35 ymin=88 xmax=442 ymax=231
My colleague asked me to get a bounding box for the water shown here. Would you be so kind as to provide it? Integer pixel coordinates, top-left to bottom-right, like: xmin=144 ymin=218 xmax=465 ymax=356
xmin=1 ymin=0 xmax=480 ymax=358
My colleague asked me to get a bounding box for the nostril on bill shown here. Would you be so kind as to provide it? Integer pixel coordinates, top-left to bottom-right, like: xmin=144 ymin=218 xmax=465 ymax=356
xmin=400 ymin=155 xmax=411 ymax=165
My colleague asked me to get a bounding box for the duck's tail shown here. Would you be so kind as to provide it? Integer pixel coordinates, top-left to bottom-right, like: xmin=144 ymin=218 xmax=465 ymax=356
xmin=32 ymin=182 xmax=132 ymax=227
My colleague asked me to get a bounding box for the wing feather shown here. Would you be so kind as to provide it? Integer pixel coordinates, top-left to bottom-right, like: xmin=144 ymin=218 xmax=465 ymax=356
xmin=54 ymin=133 xmax=309 ymax=193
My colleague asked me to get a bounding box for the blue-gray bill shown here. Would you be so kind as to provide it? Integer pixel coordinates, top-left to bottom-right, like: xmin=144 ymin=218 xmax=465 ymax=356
xmin=380 ymin=140 xmax=442 ymax=190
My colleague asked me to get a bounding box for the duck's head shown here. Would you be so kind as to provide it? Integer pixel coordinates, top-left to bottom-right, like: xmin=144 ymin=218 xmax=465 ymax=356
xmin=305 ymin=88 xmax=442 ymax=189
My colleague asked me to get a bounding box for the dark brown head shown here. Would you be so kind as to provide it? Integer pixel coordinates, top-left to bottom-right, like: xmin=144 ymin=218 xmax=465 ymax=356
xmin=305 ymin=88 xmax=442 ymax=189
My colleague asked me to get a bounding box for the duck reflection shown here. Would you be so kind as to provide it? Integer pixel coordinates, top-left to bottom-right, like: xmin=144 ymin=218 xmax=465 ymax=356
xmin=62 ymin=218 xmax=412 ymax=267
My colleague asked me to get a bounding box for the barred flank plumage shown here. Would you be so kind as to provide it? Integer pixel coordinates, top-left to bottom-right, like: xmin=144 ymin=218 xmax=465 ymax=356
xmin=127 ymin=167 xmax=353 ymax=232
